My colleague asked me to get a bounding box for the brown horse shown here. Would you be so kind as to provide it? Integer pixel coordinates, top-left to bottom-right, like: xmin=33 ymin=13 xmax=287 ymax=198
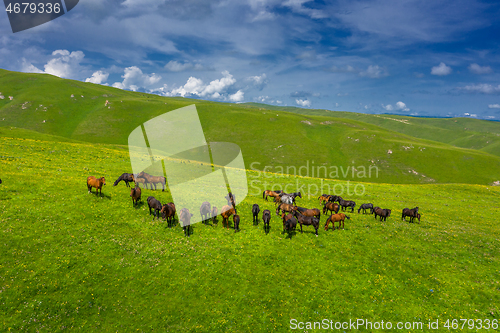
xmin=373 ymin=207 xmax=391 ymax=221
xmin=276 ymin=203 xmax=297 ymax=216
xmin=161 ymin=203 xmax=176 ymax=228
xmin=137 ymin=171 xmax=166 ymax=191
xmin=293 ymin=211 xmax=320 ymax=236
xmin=318 ymin=194 xmax=332 ymax=204
xmin=130 ymin=186 xmax=141 ymax=206
xmin=323 ymin=202 xmax=339 ymax=215
xmin=233 ymin=214 xmax=240 ymax=232
xmin=295 ymin=206 xmax=321 ymax=219
xmin=402 ymin=207 xmax=420 ymax=223
xmin=324 ymin=213 xmax=350 ymax=231
xmin=263 ymin=190 xmax=282 ymax=201
xmin=147 ymin=196 xmax=162 ymax=220
xmin=113 ymin=173 xmax=135 ymax=187
xmin=221 ymin=205 xmax=237 ymax=229
xmin=87 ymin=176 xmax=106 ymax=195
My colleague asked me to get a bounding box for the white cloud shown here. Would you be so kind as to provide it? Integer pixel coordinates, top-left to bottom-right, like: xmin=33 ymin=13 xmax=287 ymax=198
xmin=247 ymin=73 xmax=267 ymax=90
xmin=460 ymin=84 xmax=500 ymax=94
xmin=468 ymin=63 xmax=493 ymax=75
xmin=229 ymin=90 xmax=245 ymax=102
xmin=383 ymin=101 xmax=410 ymax=112
xmin=488 ymin=104 xmax=500 ymax=109
xmin=359 ymin=65 xmax=388 ymax=78
xmin=382 ymin=104 xmax=394 ymax=111
xmin=44 ymin=50 xmax=85 ymax=78
xmin=170 ymin=76 xmax=205 ymax=97
xmin=112 ymin=66 xmax=161 ymax=91
xmin=21 ymin=59 xmax=43 ymax=74
xmin=431 ymin=62 xmax=452 ymax=76
xmin=85 ymin=70 xmax=109 ymax=84
xmin=296 ymin=99 xmax=311 ymax=107
xmin=164 ymin=60 xmax=205 ymax=72
xmin=202 ymin=71 xmax=236 ymax=97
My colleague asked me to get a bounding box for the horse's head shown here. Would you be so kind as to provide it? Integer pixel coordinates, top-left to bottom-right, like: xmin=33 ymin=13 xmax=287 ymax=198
xmin=100 ymin=177 xmax=106 ymax=186
xmin=386 ymin=209 xmax=391 ymax=217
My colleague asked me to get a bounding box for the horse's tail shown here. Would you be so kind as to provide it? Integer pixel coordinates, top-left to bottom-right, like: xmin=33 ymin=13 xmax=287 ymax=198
xmin=263 ymin=191 xmax=266 ymax=199
xmin=357 ymin=207 xmax=361 ymax=213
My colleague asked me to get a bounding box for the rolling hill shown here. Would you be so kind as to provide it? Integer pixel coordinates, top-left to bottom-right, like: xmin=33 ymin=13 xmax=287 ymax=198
xmin=1 ymin=68 xmax=499 ymax=185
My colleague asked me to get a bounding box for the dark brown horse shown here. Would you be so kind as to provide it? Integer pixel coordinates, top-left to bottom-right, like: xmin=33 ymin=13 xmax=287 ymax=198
xmin=252 ymin=204 xmax=260 ymax=225
xmin=324 ymin=213 xmax=350 ymax=230
xmin=323 ymin=202 xmax=339 ymax=215
xmin=373 ymin=207 xmax=391 ymax=221
xmin=147 ymin=196 xmax=162 ymax=220
xmin=113 ymin=173 xmax=135 ymax=187
xmin=87 ymin=176 xmax=106 ymax=195
xmin=262 ymin=209 xmax=271 ymax=231
xmin=179 ymin=208 xmax=193 ymax=236
xmin=276 ymin=203 xmax=297 ymax=216
xmin=221 ymin=205 xmax=237 ymax=229
xmin=338 ymin=197 xmax=356 ymax=213
xmin=281 ymin=212 xmax=297 ymax=237
xmin=130 ymin=186 xmax=141 ymax=206
xmin=137 ymin=171 xmax=166 ymax=191
xmin=161 ymin=203 xmax=176 ymax=228
xmin=200 ymin=201 xmax=212 ymax=224
xmin=293 ymin=211 xmax=320 ymax=236
xmin=402 ymin=207 xmax=420 ymax=223
xmin=233 ymin=214 xmax=240 ymax=232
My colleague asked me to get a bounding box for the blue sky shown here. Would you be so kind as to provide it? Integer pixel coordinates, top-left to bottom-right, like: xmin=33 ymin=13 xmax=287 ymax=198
xmin=2 ymin=0 xmax=500 ymax=119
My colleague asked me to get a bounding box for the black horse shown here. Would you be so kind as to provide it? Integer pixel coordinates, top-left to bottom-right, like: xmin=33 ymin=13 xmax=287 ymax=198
xmin=293 ymin=211 xmax=320 ymax=236
xmin=233 ymin=214 xmax=240 ymax=232
xmin=113 ymin=173 xmax=135 ymax=187
xmin=338 ymin=198 xmax=356 ymax=213
xmin=252 ymin=204 xmax=260 ymax=225
xmin=402 ymin=207 xmax=419 ymax=223
xmin=373 ymin=207 xmax=391 ymax=221
xmin=358 ymin=203 xmax=374 ymax=214
xmin=147 ymin=196 xmax=162 ymax=220
xmin=262 ymin=209 xmax=271 ymax=232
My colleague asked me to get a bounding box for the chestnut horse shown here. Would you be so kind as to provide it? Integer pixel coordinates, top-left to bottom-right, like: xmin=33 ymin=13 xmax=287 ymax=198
xmin=87 ymin=176 xmax=106 ymax=195
xmin=276 ymin=203 xmax=297 ymax=216
xmin=324 ymin=213 xmax=350 ymax=230
xmin=263 ymin=190 xmax=282 ymax=201
xmin=130 ymin=186 xmax=141 ymax=206
xmin=221 ymin=205 xmax=237 ymax=229
xmin=323 ymin=202 xmax=339 ymax=215
xmin=295 ymin=206 xmax=321 ymax=220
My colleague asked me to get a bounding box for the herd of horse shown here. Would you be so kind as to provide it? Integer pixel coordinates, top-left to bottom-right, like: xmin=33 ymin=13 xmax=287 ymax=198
xmin=86 ymin=173 xmax=422 ymax=238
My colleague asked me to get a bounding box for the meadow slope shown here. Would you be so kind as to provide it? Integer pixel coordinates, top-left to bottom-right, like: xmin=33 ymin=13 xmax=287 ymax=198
xmin=1 ymin=130 xmax=499 ymax=332
xmin=1 ymin=69 xmax=500 ymax=185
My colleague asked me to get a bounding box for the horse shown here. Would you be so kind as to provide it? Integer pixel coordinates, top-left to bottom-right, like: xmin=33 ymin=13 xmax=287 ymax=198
xmin=252 ymin=204 xmax=260 ymax=225
xmin=221 ymin=205 xmax=237 ymax=229
xmin=134 ymin=176 xmax=147 ymax=188
xmin=130 ymin=186 xmax=141 ymax=207
xmin=295 ymin=206 xmax=321 ymax=219
xmin=262 ymin=209 xmax=271 ymax=231
xmin=338 ymin=198 xmax=356 ymax=213
xmin=318 ymin=194 xmax=332 ymax=204
xmin=233 ymin=214 xmax=240 ymax=232
xmin=179 ymin=208 xmax=194 ymax=236
xmin=211 ymin=206 xmax=218 ymax=224
xmin=263 ymin=190 xmax=281 ymax=201
xmin=87 ymin=176 xmax=106 ymax=196
xmin=324 ymin=213 xmax=350 ymax=231
xmin=168 ymin=202 xmax=176 ymax=223
xmin=200 ymin=201 xmax=212 ymax=224
xmin=161 ymin=203 xmax=176 ymax=228
xmin=323 ymin=202 xmax=340 ymax=215
xmin=113 ymin=173 xmax=135 ymax=187
xmin=402 ymin=207 xmax=419 ymax=223
xmin=276 ymin=203 xmax=297 ymax=216
xmin=328 ymin=195 xmax=341 ymax=203
xmin=373 ymin=207 xmax=391 ymax=221
xmin=358 ymin=203 xmax=373 ymax=214
xmin=147 ymin=196 xmax=162 ymax=220
xmin=137 ymin=171 xmax=166 ymax=191
xmin=281 ymin=213 xmax=297 ymax=237
xmin=225 ymin=192 xmax=236 ymax=207
xmin=293 ymin=211 xmax=320 ymax=236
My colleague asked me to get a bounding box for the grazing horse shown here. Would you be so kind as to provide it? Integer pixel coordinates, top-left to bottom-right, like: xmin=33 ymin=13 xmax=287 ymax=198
xmin=161 ymin=203 xmax=176 ymax=228
xmin=328 ymin=195 xmax=341 ymax=203
xmin=130 ymin=186 xmax=141 ymax=206
xmin=138 ymin=171 xmax=166 ymax=191
xmin=323 ymin=202 xmax=340 ymax=215
xmin=221 ymin=205 xmax=237 ymax=229
xmin=318 ymin=194 xmax=332 ymax=204
xmin=262 ymin=209 xmax=271 ymax=231
xmin=293 ymin=211 xmax=320 ymax=236
xmin=233 ymin=214 xmax=240 ymax=232
xmin=402 ymin=207 xmax=419 ymax=223
xmin=200 ymin=201 xmax=212 ymax=224
xmin=147 ymin=196 xmax=162 ymax=220
xmin=211 ymin=206 xmax=218 ymax=224
xmin=338 ymin=198 xmax=356 ymax=213
xmin=113 ymin=173 xmax=135 ymax=187
xmin=263 ymin=190 xmax=281 ymax=201
xmin=373 ymin=207 xmax=391 ymax=221
xmin=295 ymin=206 xmax=321 ymax=220
xmin=358 ymin=203 xmax=374 ymax=214
xmin=276 ymin=203 xmax=297 ymax=216
xmin=324 ymin=213 xmax=350 ymax=230
xmin=225 ymin=192 xmax=236 ymax=207
xmin=87 ymin=176 xmax=106 ymax=196
xmin=281 ymin=213 xmax=297 ymax=236
xmin=252 ymin=204 xmax=260 ymax=225
xmin=179 ymin=208 xmax=194 ymax=236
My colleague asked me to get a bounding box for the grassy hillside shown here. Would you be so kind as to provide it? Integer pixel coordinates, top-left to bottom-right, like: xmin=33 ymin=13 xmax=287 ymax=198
xmin=244 ymin=102 xmax=500 ymax=157
xmin=1 ymin=129 xmax=499 ymax=331
xmin=1 ymin=69 xmax=500 ymax=185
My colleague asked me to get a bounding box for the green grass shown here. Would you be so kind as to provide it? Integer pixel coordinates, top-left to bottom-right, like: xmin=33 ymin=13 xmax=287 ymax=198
xmin=1 ymin=130 xmax=499 ymax=331
xmin=1 ymin=68 xmax=500 ymax=185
